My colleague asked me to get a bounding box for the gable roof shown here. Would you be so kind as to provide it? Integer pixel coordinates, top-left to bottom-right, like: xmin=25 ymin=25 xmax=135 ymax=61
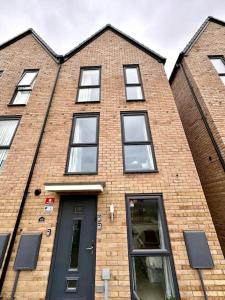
xmin=169 ymin=16 xmax=225 ymax=83
xmin=0 ymin=25 xmax=166 ymax=65
xmin=0 ymin=29 xmax=63 ymax=63
xmin=63 ymin=24 xmax=166 ymax=64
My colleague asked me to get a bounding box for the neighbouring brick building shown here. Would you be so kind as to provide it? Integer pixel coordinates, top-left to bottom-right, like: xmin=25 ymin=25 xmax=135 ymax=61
xmin=170 ymin=17 xmax=225 ymax=260
xmin=0 ymin=23 xmax=225 ymax=300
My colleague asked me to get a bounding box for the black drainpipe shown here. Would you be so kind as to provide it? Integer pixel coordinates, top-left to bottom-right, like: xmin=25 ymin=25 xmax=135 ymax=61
xmin=180 ymin=63 xmax=225 ymax=172
xmin=0 ymin=62 xmax=62 ymax=294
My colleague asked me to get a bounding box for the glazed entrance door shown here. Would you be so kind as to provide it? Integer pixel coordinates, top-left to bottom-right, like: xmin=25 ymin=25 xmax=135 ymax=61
xmin=47 ymin=196 xmax=97 ymax=300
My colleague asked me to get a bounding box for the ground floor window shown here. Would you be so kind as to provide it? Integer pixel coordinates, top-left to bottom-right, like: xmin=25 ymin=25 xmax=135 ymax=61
xmin=126 ymin=194 xmax=179 ymax=300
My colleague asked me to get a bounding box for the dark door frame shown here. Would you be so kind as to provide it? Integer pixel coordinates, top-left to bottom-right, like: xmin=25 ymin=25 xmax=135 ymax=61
xmin=46 ymin=195 xmax=97 ymax=300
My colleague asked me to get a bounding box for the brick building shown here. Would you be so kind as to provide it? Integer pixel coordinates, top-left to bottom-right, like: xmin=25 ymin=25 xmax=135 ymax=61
xmin=170 ymin=17 xmax=225 ymax=260
xmin=0 ymin=24 xmax=225 ymax=299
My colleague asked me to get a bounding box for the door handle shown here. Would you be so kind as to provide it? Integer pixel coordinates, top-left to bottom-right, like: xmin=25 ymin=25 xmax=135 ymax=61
xmin=85 ymin=240 xmax=94 ymax=254
xmin=85 ymin=246 xmax=94 ymax=251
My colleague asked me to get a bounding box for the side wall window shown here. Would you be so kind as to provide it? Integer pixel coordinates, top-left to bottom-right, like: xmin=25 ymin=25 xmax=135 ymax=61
xmin=77 ymin=67 xmax=101 ymax=102
xmin=126 ymin=194 xmax=179 ymax=300
xmin=210 ymin=57 xmax=225 ymax=85
xmin=66 ymin=113 xmax=99 ymax=174
xmin=11 ymin=70 xmax=38 ymax=105
xmin=124 ymin=65 xmax=144 ymax=100
xmin=0 ymin=118 xmax=20 ymax=170
xmin=121 ymin=112 xmax=157 ymax=172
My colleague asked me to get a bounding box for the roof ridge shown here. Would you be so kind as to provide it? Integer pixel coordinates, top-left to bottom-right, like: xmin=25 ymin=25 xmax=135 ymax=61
xmin=63 ymin=24 xmax=166 ymax=64
xmin=0 ymin=25 xmax=166 ymax=64
xmin=0 ymin=28 xmax=62 ymax=63
xmin=169 ymin=16 xmax=225 ymax=83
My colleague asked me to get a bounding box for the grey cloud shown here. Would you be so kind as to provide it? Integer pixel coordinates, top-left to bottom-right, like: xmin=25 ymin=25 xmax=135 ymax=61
xmin=0 ymin=0 xmax=225 ymax=76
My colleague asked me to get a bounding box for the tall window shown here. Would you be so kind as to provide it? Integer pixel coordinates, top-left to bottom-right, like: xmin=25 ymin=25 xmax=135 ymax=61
xmin=210 ymin=57 xmax=225 ymax=85
xmin=11 ymin=70 xmax=38 ymax=105
xmin=0 ymin=118 xmax=20 ymax=170
xmin=126 ymin=194 xmax=179 ymax=300
xmin=121 ymin=112 xmax=156 ymax=172
xmin=124 ymin=65 xmax=144 ymax=100
xmin=77 ymin=67 xmax=101 ymax=102
xmin=67 ymin=113 xmax=99 ymax=174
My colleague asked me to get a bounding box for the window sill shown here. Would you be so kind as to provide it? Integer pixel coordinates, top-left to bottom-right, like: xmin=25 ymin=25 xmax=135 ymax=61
xmin=124 ymin=169 xmax=158 ymax=174
xmin=126 ymin=99 xmax=145 ymax=102
xmin=64 ymin=172 xmax=98 ymax=176
xmin=75 ymin=101 xmax=101 ymax=104
xmin=7 ymin=104 xmax=27 ymax=107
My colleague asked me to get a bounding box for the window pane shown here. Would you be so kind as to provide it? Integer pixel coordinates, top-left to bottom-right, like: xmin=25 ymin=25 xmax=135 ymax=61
xmin=123 ymin=115 xmax=148 ymax=142
xmin=81 ymin=69 xmax=99 ymax=86
xmin=0 ymin=120 xmax=18 ymax=146
xmin=78 ymin=88 xmax=100 ymax=102
xmin=129 ymin=198 xmax=165 ymax=250
xmin=68 ymin=147 xmax=97 ymax=173
xmin=125 ymin=67 xmax=139 ymax=84
xmin=13 ymin=90 xmax=31 ymax=104
xmin=0 ymin=149 xmax=8 ymax=170
xmin=19 ymin=71 xmax=37 ymax=86
xmin=132 ymin=256 xmax=176 ymax=300
xmin=220 ymin=75 xmax=225 ymax=85
xmin=124 ymin=145 xmax=154 ymax=171
xmin=69 ymin=220 xmax=81 ymax=270
xmin=126 ymin=86 xmax=143 ymax=100
xmin=73 ymin=117 xmax=97 ymax=144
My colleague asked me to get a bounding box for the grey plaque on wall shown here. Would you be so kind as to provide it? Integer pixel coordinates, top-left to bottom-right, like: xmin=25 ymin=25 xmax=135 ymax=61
xmin=0 ymin=234 xmax=10 ymax=268
xmin=14 ymin=233 xmax=42 ymax=271
xmin=183 ymin=231 xmax=214 ymax=269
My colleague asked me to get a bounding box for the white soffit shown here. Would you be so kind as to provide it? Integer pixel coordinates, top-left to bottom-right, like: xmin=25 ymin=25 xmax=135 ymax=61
xmin=44 ymin=183 xmax=105 ymax=193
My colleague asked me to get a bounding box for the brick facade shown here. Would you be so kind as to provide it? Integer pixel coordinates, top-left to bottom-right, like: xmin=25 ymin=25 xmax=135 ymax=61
xmin=171 ymin=19 xmax=225 ymax=260
xmin=1 ymin=25 xmax=225 ymax=299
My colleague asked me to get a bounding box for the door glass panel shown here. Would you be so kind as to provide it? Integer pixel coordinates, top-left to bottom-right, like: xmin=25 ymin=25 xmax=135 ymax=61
xmin=132 ymin=256 xmax=176 ymax=300
xmin=73 ymin=206 xmax=84 ymax=214
xmin=129 ymin=198 xmax=165 ymax=249
xmin=66 ymin=278 xmax=78 ymax=292
xmin=69 ymin=220 xmax=81 ymax=270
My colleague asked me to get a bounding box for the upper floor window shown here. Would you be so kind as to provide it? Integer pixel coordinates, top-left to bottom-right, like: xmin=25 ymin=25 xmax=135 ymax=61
xmin=121 ymin=112 xmax=157 ymax=173
xmin=210 ymin=57 xmax=225 ymax=85
xmin=0 ymin=118 xmax=20 ymax=170
xmin=126 ymin=194 xmax=179 ymax=299
xmin=77 ymin=67 xmax=101 ymax=102
xmin=11 ymin=70 xmax=38 ymax=105
xmin=66 ymin=113 xmax=99 ymax=174
xmin=124 ymin=65 xmax=144 ymax=100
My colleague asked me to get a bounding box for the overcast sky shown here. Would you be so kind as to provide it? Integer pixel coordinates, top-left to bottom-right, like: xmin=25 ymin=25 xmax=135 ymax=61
xmin=1 ymin=0 xmax=225 ymax=77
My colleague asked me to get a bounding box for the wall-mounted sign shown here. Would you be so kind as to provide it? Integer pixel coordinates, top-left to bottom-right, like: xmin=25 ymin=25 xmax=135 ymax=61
xmin=44 ymin=205 xmax=53 ymax=214
xmin=45 ymin=197 xmax=55 ymax=205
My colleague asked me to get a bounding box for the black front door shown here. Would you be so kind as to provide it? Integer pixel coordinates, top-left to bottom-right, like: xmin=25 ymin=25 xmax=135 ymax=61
xmin=47 ymin=196 xmax=97 ymax=300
